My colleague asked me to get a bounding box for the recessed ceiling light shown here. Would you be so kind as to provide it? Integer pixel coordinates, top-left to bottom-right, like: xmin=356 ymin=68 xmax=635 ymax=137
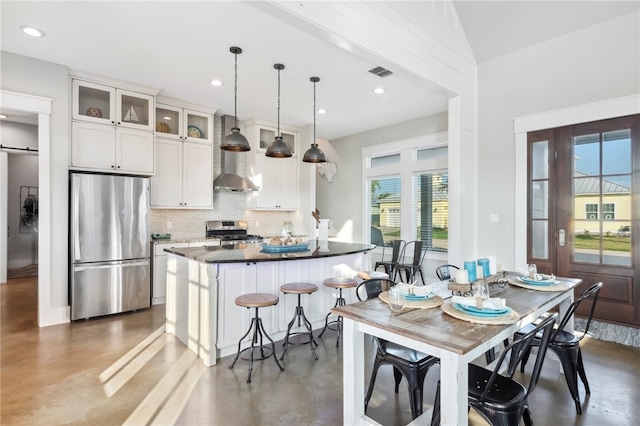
xmin=20 ymin=26 xmax=45 ymax=37
xmin=0 ymin=114 xmax=7 ymax=119
xmin=317 ymin=109 xmax=327 ymax=114
xmin=373 ymin=87 xmax=385 ymax=95
xmin=210 ymin=80 xmax=223 ymax=87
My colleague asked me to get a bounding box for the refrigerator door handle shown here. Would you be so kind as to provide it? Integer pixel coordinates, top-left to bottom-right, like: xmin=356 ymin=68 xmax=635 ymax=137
xmin=74 ymin=260 xmax=149 ymax=272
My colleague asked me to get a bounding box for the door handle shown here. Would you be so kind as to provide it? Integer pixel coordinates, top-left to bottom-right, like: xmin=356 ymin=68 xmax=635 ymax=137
xmin=558 ymin=229 xmax=566 ymax=246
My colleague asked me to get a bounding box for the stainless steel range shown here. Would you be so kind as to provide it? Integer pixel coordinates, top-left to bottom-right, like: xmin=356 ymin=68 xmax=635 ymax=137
xmin=206 ymin=220 xmax=263 ymax=244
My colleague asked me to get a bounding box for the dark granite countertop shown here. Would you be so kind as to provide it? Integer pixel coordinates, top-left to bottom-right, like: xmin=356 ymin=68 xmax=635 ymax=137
xmin=150 ymin=237 xmax=221 ymax=245
xmin=163 ymin=240 xmax=374 ymax=263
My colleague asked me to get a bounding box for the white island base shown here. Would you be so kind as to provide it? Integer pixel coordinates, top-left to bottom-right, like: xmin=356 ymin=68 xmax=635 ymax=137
xmin=165 ymin=250 xmax=368 ymax=366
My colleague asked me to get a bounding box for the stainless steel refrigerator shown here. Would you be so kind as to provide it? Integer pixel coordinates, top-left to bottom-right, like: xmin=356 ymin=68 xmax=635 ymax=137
xmin=70 ymin=173 xmax=150 ymax=320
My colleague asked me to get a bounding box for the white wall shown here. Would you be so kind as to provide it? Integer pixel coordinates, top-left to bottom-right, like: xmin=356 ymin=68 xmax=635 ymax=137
xmin=476 ymin=11 xmax=640 ymax=270
xmin=1 ymin=51 xmax=70 ymax=325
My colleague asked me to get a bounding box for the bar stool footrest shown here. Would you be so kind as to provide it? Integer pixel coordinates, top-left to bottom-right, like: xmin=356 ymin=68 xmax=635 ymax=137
xmin=239 ymin=345 xmax=274 ymax=361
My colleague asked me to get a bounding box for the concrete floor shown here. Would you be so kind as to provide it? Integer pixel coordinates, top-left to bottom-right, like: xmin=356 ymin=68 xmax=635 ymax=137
xmin=2 ymin=276 xmax=639 ymax=425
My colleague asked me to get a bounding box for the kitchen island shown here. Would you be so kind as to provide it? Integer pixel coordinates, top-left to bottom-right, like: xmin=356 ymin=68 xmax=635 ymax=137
xmin=164 ymin=241 xmax=373 ymax=366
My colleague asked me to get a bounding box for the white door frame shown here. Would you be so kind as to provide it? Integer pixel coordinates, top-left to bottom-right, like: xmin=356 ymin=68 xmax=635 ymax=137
xmin=1 ymin=90 xmax=52 ymax=326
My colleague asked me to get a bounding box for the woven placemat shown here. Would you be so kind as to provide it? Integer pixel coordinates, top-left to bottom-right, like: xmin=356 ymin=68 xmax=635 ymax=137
xmin=508 ymin=278 xmax=572 ymax=292
xmin=379 ymin=291 xmax=444 ymax=310
xmin=441 ymin=301 xmax=520 ymax=325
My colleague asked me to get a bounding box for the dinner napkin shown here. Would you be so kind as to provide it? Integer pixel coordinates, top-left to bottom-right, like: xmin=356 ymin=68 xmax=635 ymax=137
xmin=451 ymin=296 xmax=506 ymax=310
xmin=395 ymin=283 xmax=434 ymax=297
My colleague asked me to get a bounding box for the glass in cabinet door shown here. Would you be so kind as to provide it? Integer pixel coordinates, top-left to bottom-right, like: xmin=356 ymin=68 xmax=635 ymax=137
xmin=281 ymin=131 xmax=296 ymax=156
xmin=257 ymin=127 xmax=296 ymax=155
xmin=259 ymin=128 xmax=276 ymax=151
xmin=117 ymin=89 xmax=152 ymax=130
xmin=156 ymin=105 xmax=181 ymax=138
xmin=73 ymin=80 xmax=114 ymax=124
xmin=184 ymin=109 xmax=210 ymax=143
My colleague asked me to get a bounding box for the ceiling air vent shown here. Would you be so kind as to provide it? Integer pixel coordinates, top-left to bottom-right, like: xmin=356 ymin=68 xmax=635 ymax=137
xmin=368 ymin=66 xmax=393 ymax=78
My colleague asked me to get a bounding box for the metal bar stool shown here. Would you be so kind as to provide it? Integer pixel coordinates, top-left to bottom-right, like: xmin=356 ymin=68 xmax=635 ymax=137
xmin=280 ymin=282 xmax=319 ymax=360
xmin=229 ymin=293 xmax=285 ymax=383
xmin=318 ymin=277 xmax=357 ymax=347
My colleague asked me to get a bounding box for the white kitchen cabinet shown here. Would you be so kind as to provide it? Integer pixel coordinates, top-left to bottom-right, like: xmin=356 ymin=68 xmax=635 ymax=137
xmin=155 ymin=103 xmax=212 ymax=144
xmin=71 ymin=79 xmax=155 ymax=174
xmin=150 ymin=138 xmax=213 ymax=208
xmin=72 ymin=79 xmax=154 ymax=131
xmin=216 ymin=261 xmax=280 ymax=350
xmin=71 ymin=121 xmax=154 ymax=173
xmin=153 ymin=240 xmax=220 ymax=305
xmin=248 ymin=155 xmax=298 ymax=210
xmin=246 ymin=119 xmax=300 ymax=210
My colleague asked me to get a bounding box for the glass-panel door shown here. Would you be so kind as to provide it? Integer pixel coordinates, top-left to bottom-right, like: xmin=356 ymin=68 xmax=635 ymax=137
xmin=530 ymin=115 xmax=639 ymax=326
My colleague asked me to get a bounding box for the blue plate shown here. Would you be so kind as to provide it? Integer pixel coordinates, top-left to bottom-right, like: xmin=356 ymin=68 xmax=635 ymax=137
xmin=187 ymin=125 xmax=202 ymax=138
xmin=261 ymin=243 xmax=309 ymax=253
xmin=517 ymin=275 xmax=555 ymax=286
xmin=454 ymin=303 xmax=510 ymax=317
xmin=404 ymin=293 xmax=434 ymax=301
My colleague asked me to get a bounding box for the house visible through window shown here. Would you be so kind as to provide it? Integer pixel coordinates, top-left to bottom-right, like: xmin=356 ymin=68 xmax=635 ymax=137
xmin=363 ymin=132 xmax=448 ymax=254
xmin=602 ymin=203 xmax=615 ymax=220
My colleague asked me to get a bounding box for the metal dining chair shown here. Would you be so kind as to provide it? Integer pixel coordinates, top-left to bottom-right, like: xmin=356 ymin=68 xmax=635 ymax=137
xmin=374 ymin=239 xmax=405 ymax=278
xmin=394 ymin=240 xmax=427 ymax=284
xmin=513 ymin=282 xmax=602 ymax=414
xmin=435 ymin=264 xmax=459 ymax=281
xmin=431 ymin=312 xmax=558 ymax=426
xmin=355 ymin=278 xmax=439 ymax=420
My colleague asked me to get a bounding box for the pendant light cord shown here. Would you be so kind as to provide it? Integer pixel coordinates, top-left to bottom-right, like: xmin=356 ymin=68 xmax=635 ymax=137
xmin=313 ymin=79 xmax=317 ymax=146
xmin=234 ymin=52 xmax=238 ymax=129
xmin=277 ymin=67 xmax=281 ymax=138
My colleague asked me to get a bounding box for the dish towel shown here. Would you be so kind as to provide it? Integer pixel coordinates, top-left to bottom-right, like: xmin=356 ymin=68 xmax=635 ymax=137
xmin=451 ymin=296 xmax=506 ymax=310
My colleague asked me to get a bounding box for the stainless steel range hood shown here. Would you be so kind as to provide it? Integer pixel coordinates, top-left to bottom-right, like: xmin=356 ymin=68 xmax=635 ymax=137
xmin=214 ymin=115 xmax=259 ymax=192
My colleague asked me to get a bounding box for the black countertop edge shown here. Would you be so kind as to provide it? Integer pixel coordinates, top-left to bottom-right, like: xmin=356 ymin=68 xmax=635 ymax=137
xmin=150 ymin=236 xmax=221 ymax=245
xmin=163 ymin=240 xmax=374 ymax=264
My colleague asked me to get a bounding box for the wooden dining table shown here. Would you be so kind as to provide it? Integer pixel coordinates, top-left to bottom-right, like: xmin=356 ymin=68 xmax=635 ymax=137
xmin=333 ymin=274 xmax=582 ymax=426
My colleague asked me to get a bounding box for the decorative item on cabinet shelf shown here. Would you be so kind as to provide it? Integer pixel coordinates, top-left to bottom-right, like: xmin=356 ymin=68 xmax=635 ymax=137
xmin=86 ymin=107 xmax=102 ymax=118
xmin=156 ymin=122 xmax=170 ymax=133
xmin=187 ymin=125 xmax=202 ymax=138
xmin=123 ymin=106 xmax=139 ymax=123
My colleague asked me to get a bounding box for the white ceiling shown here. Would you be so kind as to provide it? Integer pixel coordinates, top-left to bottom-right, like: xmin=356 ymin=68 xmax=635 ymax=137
xmin=2 ymin=1 xmax=637 ymax=140
xmin=453 ymin=0 xmax=639 ymax=64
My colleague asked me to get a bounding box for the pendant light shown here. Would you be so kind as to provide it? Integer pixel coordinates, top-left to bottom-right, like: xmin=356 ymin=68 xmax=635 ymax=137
xmin=302 ymin=77 xmax=327 ymax=163
xmin=221 ymin=46 xmax=250 ymax=152
xmin=265 ymin=63 xmax=292 ymax=158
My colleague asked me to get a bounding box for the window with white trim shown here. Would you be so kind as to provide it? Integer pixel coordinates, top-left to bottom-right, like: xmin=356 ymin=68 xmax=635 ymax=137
xmin=363 ymin=133 xmax=448 ymax=254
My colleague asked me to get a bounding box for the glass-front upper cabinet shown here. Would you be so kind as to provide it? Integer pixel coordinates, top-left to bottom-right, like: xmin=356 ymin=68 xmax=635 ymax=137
xmin=257 ymin=126 xmax=297 ymax=156
xmin=155 ymin=104 xmax=211 ymax=144
xmin=72 ymin=80 xmax=153 ymax=131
